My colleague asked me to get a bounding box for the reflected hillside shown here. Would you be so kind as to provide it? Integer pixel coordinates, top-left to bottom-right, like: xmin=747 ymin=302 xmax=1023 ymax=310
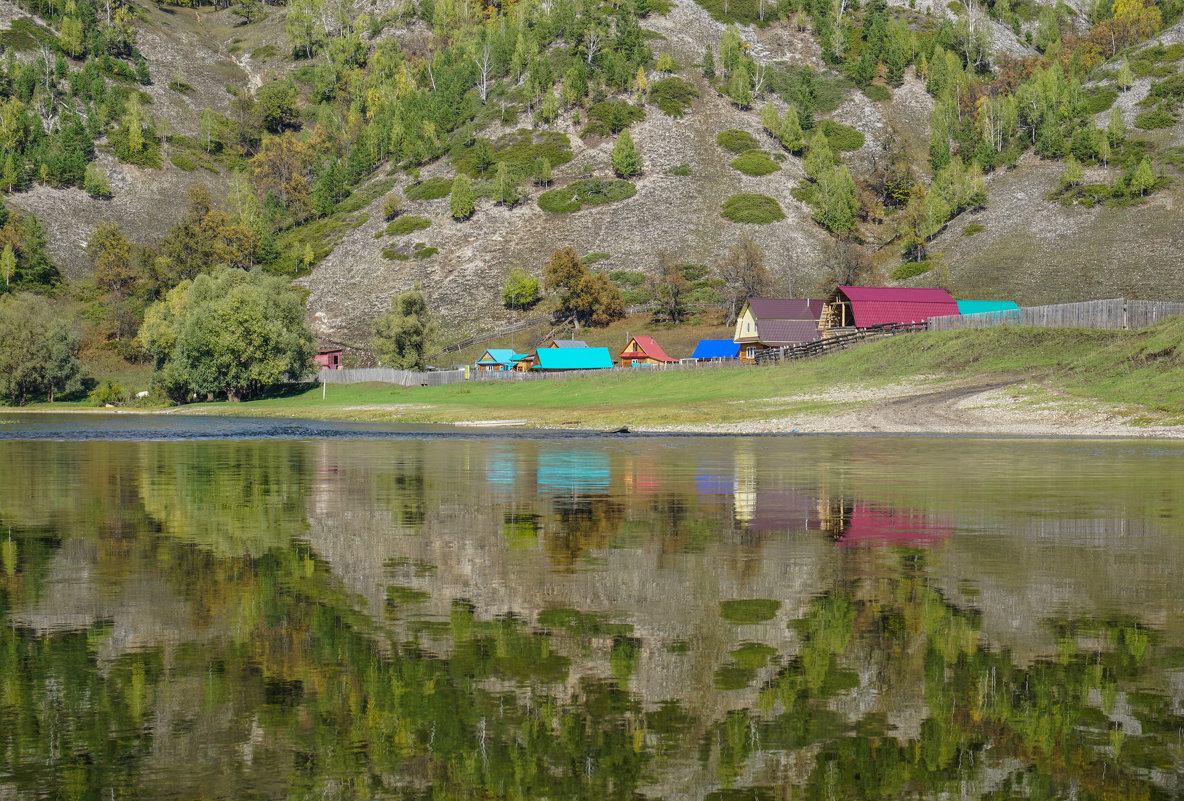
xmin=1 ymin=435 xmax=1183 ymax=799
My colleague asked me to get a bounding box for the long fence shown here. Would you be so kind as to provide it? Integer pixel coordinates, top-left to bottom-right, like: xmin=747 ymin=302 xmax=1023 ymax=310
xmin=317 ymin=368 xmax=467 ymax=386
xmin=927 ymin=299 xmax=1184 ymax=332
xmin=753 ymin=322 xmax=928 ymax=365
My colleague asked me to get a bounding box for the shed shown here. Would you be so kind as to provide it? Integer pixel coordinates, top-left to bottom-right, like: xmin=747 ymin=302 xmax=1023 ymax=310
xmin=619 ymin=335 xmax=677 ymax=366
xmin=534 ymin=347 xmax=614 ymax=371
xmin=823 ymin=286 xmax=959 ymax=329
xmin=692 ymin=339 xmax=741 ymax=360
xmin=476 ymin=348 xmax=530 ymax=371
xmin=733 ymin=297 xmax=825 ymax=361
xmin=314 ymin=348 xmax=343 ymax=370
xmin=956 ymin=300 xmax=1020 ymax=315
xmin=548 ymin=339 xmax=589 ymax=348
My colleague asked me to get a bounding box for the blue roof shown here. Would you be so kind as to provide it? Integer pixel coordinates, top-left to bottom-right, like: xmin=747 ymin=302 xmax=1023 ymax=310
xmin=957 ymin=300 xmax=1020 ymax=315
xmin=477 ymin=349 xmax=529 ymax=365
xmin=692 ymin=339 xmax=741 ymax=359
xmin=535 ymin=347 xmax=613 ymax=370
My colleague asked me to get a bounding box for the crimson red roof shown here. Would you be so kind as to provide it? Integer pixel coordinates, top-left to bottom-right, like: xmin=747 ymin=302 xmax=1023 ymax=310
xmin=836 ymin=286 xmax=958 ymax=327
xmin=620 ymin=336 xmax=677 ymax=362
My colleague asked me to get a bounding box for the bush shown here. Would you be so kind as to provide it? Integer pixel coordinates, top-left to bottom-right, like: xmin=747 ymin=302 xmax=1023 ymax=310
xmin=88 ymin=379 xmax=125 ymax=406
xmin=502 ymin=268 xmax=541 ymax=308
xmin=1134 ymin=109 xmax=1177 ymax=129
xmin=169 ymin=80 xmax=195 ymax=94
xmin=962 ymin=223 xmax=985 ymax=237
xmin=386 ymin=215 xmax=432 ymax=236
xmin=819 ymin=120 xmax=865 ymax=151
xmin=891 ymin=260 xmax=933 ymax=279
xmin=862 ymin=83 xmax=892 ymax=102
xmin=109 ymin=126 xmax=162 ymax=168
xmin=730 ymin=149 xmax=781 ymax=176
xmin=404 ymin=177 xmax=453 ymax=200
xmin=1085 ymin=88 xmax=1118 ymax=114
xmin=450 ymin=129 xmax=573 ymax=179
xmin=583 ymin=100 xmax=646 ymax=137
xmin=84 ymin=163 xmax=111 ymax=198
xmin=716 ymin=129 xmax=760 ymax=153
xmin=668 ymin=163 xmax=692 ymax=176
xmin=649 ymin=77 xmax=699 ymax=118
xmin=413 ymin=245 xmax=438 ymax=259
xmin=169 ymin=152 xmax=198 ymax=171
xmin=720 ymin=193 xmax=785 ymax=223
xmin=382 ymin=194 xmax=403 ymax=220
xmin=538 ymin=178 xmax=636 ymax=213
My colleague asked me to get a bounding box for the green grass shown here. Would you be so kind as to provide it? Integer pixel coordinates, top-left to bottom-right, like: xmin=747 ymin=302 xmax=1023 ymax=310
xmin=404 ymin=177 xmax=454 ymax=200
xmin=720 ymin=193 xmax=785 ymax=224
xmin=862 ymin=83 xmax=892 ymax=102
xmin=667 ymin=163 xmax=691 ymax=176
xmin=584 ymin=251 xmax=612 ymax=264
xmin=169 ymin=80 xmax=195 ymax=94
xmin=730 ymin=149 xmax=781 ymax=176
xmin=451 ymin=129 xmax=573 ymax=179
xmin=538 ymin=178 xmax=636 ymax=213
xmin=716 ymin=129 xmax=760 ymax=153
xmin=963 ymin=223 xmax=985 ymax=237
xmin=251 ymin=44 xmax=277 ymax=60
xmin=0 ymin=17 xmax=56 ymax=51
xmin=720 ymin=599 xmax=781 ymax=624
xmin=819 ymin=120 xmax=865 ymax=151
xmin=892 ymin=260 xmax=933 ymax=279
xmin=168 ymin=320 xmax=1184 ymax=428
xmin=386 ymin=215 xmax=432 ymax=236
xmin=1134 ymin=108 xmax=1177 ymax=129
xmin=649 ymin=77 xmax=698 ymax=118
xmin=1085 ymin=88 xmax=1118 ymax=114
xmin=169 ymin=152 xmax=198 ymax=171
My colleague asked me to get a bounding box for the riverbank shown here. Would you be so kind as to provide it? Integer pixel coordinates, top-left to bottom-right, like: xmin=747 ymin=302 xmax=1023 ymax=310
xmin=14 ymin=322 xmax=1184 ymax=437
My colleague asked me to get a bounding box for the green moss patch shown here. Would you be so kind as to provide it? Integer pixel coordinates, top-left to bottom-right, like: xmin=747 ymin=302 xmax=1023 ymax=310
xmin=720 ymin=599 xmax=781 ymax=624
xmin=404 ymin=177 xmax=453 ymax=201
xmin=649 ymin=77 xmax=698 ymax=118
xmin=862 ymin=83 xmax=892 ymax=102
xmin=730 ymin=149 xmax=781 ymax=176
xmin=716 ymin=129 xmax=760 ymax=153
xmin=667 ymin=163 xmax=691 ymax=176
xmin=891 ymin=261 xmax=934 ymax=279
xmin=819 ymin=119 xmax=865 ymax=151
xmin=538 ymin=177 xmax=636 ymax=213
xmin=386 ymin=215 xmax=432 ymax=236
xmin=721 ymin=193 xmax=785 ymax=224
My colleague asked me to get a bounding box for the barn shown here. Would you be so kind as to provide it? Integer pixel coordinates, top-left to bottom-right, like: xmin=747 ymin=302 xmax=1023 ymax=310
xmin=314 ymin=348 xmax=343 ymax=370
xmin=822 ymin=287 xmax=959 ymax=329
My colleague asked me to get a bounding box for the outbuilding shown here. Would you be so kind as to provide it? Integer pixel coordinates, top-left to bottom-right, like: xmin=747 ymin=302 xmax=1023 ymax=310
xmin=314 ymin=348 xmax=344 ymax=370
xmin=476 ymin=348 xmax=530 ymax=371
xmin=618 ymin=335 xmax=677 ymax=366
xmin=547 ymin=339 xmax=589 ymax=348
xmin=692 ymin=339 xmax=741 ymax=360
xmin=733 ymin=298 xmax=825 ymax=361
xmin=822 ymin=286 xmax=959 ymax=329
xmin=533 ymin=347 xmax=614 ymax=372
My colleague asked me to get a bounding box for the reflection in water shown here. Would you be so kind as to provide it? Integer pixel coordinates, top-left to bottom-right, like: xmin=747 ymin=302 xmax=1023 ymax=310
xmin=1 ymin=433 xmax=1183 ymax=799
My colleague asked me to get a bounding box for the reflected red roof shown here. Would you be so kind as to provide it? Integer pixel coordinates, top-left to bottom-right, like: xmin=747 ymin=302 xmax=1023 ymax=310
xmin=836 ymin=504 xmax=953 ymax=547
xmin=837 ymin=286 xmax=959 ymax=327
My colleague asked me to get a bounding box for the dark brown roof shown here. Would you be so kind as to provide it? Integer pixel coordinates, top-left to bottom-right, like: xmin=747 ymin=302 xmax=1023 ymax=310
xmin=756 ymin=320 xmax=822 ymax=346
xmin=746 ymin=298 xmax=825 ymax=321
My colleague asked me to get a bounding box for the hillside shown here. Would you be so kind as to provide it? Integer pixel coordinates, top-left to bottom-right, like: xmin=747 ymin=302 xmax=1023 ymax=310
xmin=0 ymin=0 xmax=1182 ymax=353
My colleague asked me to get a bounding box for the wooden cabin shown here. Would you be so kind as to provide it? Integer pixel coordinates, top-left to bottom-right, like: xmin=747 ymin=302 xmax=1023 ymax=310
xmin=618 ymin=336 xmax=677 ymax=366
xmin=733 ymin=298 xmax=825 ymax=361
xmin=822 ymin=286 xmax=959 ymax=330
xmin=475 ymin=348 xmax=530 ymax=371
xmin=314 ymin=348 xmax=344 ymax=370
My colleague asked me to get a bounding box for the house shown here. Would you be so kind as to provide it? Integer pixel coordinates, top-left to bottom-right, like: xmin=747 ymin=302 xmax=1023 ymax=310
xmin=733 ymin=298 xmax=826 ymax=361
xmin=547 ymin=339 xmax=589 ymax=348
xmin=314 ymin=348 xmax=343 ymax=370
xmin=513 ymin=353 xmax=537 ymax=371
xmin=533 ymin=347 xmax=614 ymax=372
xmin=692 ymin=339 xmax=741 ymax=360
xmin=822 ymin=286 xmax=959 ymax=329
xmin=475 ymin=348 xmax=530 ymax=371
xmin=618 ymin=335 xmax=677 ymax=366
xmin=956 ymin=300 xmax=1020 ymax=315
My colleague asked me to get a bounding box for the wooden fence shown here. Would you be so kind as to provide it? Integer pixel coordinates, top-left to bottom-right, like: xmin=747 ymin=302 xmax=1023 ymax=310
xmin=927 ymin=299 xmax=1184 ymax=332
xmin=753 ymin=322 xmax=928 ymax=365
xmin=318 ymin=368 xmax=467 ymax=386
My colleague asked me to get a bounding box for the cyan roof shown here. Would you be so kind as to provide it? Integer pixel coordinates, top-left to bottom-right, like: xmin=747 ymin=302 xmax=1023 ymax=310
xmin=535 ymin=347 xmax=613 ymax=370
xmin=957 ymin=300 xmax=1020 ymax=315
xmin=692 ymin=339 xmax=741 ymax=359
xmin=477 ymin=349 xmax=529 ymax=365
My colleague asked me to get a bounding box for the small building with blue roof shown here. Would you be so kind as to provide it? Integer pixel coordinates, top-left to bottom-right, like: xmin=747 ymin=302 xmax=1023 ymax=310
xmin=692 ymin=339 xmax=741 ymax=360
xmin=956 ymin=300 xmax=1020 ymax=315
xmin=476 ymin=348 xmax=531 ymax=371
xmin=534 ymin=347 xmax=614 ymax=371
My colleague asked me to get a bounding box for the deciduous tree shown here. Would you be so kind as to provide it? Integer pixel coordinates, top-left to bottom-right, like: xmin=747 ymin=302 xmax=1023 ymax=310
xmin=372 ymin=288 xmax=437 ymax=370
xmin=716 ymin=234 xmax=773 ymax=323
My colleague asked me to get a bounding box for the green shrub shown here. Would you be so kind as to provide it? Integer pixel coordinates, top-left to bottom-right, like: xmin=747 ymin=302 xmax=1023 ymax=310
xmin=583 ymin=100 xmax=646 ymax=137
xmin=382 ymin=247 xmax=410 ymax=261
xmin=88 ymin=379 xmax=125 ymax=406
xmin=451 ymin=129 xmax=573 ymax=179
xmin=716 ymin=129 xmax=760 ymax=153
xmin=109 ymin=127 xmax=163 ymax=168
xmin=691 ymin=0 xmax=778 ymax=25
xmin=819 ymin=120 xmax=865 ymax=151
xmin=413 ymin=246 xmax=438 ymax=259
xmin=386 ymin=215 xmax=432 ymax=236
xmin=169 ymin=80 xmax=195 ymax=94
xmin=608 ymin=269 xmax=645 ymax=286
xmin=668 ymin=163 xmax=692 ymax=175
xmin=251 ymin=44 xmax=277 ymax=60
xmin=538 ymin=178 xmax=636 ymax=213
xmin=584 ymin=251 xmax=612 ymax=264
xmin=1150 ymin=71 xmax=1184 ymax=100
xmin=170 ymin=152 xmax=198 ymax=171
xmin=1085 ymin=88 xmax=1118 ymax=114
xmin=720 ymin=193 xmax=785 ymax=223
xmin=891 ymin=261 xmax=933 ymax=279
xmin=404 ymin=177 xmax=453 ymax=200
xmin=862 ymin=83 xmax=892 ymax=102
xmin=649 ymin=77 xmax=699 ymax=117
xmin=962 ymin=223 xmax=985 ymax=237
xmin=730 ymin=149 xmax=781 ymax=176
xmin=1134 ymin=108 xmax=1177 ymax=129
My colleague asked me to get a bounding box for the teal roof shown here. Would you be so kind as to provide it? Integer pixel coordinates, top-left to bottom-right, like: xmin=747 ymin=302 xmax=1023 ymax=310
xmin=957 ymin=300 xmax=1019 ymax=315
xmin=535 ymin=347 xmax=613 ymax=370
xmin=477 ymin=349 xmax=529 ymax=365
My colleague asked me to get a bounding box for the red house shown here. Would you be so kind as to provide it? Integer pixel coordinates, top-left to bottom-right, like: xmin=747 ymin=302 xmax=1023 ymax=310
xmin=822 ymin=286 xmax=959 ymax=329
xmin=314 ymin=348 xmax=343 ymax=370
xmin=618 ymin=335 xmax=677 ymax=366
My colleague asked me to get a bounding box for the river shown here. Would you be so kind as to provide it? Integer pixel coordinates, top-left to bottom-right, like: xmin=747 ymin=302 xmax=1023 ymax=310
xmin=0 ymin=414 xmax=1181 ymax=799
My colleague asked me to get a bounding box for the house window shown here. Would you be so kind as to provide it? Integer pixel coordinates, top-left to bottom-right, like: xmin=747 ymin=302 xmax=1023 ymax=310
xmin=746 ymin=322 xmax=751 ymax=332
xmin=745 ymin=346 xmax=756 ymax=359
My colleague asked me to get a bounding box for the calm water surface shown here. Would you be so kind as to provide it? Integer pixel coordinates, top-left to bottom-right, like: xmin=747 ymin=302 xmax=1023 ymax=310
xmin=1 ymin=415 xmax=1183 ymax=799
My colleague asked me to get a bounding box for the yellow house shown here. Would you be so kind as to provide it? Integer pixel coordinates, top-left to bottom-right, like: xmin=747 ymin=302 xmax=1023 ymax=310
xmin=733 ymin=298 xmax=826 ymax=361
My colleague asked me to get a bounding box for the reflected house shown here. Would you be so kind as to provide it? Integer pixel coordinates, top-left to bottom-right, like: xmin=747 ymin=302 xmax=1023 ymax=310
xmin=821 ymin=286 xmax=959 ymax=330
xmin=475 ymin=348 xmax=530 ymax=372
xmin=618 ymin=335 xmax=677 ymax=367
xmin=748 ymin=490 xmax=823 ymax=534
xmin=314 ymin=347 xmax=343 ymax=370
xmin=536 ymin=448 xmax=611 ymax=495
xmin=733 ymin=298 xmax=826 ymax=362
xmin=834 ymin=503 xmax=954 ymax=547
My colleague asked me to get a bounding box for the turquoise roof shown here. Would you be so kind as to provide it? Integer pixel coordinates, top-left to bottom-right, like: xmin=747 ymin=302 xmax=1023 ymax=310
xmin=477 ymin=349 xmax=529 ymax=365
xmin=957 ymin=300 xmax=1020 ymax=315
xmin=535 ymin=347 xmax=613 ymax=370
